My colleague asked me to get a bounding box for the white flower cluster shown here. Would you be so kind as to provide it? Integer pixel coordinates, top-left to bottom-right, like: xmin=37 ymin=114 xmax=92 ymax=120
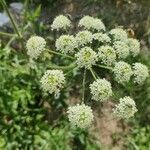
xmin=128 ymin=38 xmax=140 ymax=57
xmin=113 ymin=96 xmax=137 ymax=119
xmin=113 ymin=41 xmax=129 ymax=59
xmin=78 ymin=16 xmax=105 ymax=31
xmin=109 ymin=28 xmax=128 ymax=42
xmin=40 ymin=70 xmax=65 ymax=95
xmin=75 ymin=47 xmax=98 ymax=69
xmin=26 ymin=36 xmax=46 ymax=60
xmin=90 ymin=79 xmax=112 ymax=102
xmin=113 ymin=61 xmax=133 ymax=84
xmin=67 ymin=103 xmax=94 ymax=129
xmin=93 ymin=33 xmax=111 ymax=44
xmin=51 ymin=15 xmax=71 ymax=31
xmin=133 ymin=63 xmax=149 ymax=85
xmin=98 ymin=46 xmax=116 ymax=66
xmin=55 ymin=35 xmax=77 ymax=54
xmin=75 ymin=30 xmax=93 ymax=46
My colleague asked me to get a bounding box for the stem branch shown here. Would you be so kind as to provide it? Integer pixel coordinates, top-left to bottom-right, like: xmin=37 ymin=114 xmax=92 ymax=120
xmin=82 ymin=69 xmax=86 ymax=102
xmin=47 ymin=49 xmax=75 ymax=60
xmin=89 ymin=68 xmax=97 ymax=80
xmin=95 ymin=64 xmax=113 ymax=70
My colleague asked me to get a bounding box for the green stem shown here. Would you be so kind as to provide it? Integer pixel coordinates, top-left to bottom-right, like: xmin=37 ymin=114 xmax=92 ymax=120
xmin=1 ymin=0 xmax=24 ymax=48
xmin=47 ymin=49 xmax=75 ymax=60
xmin=5 ymin=36 xmax=16 ymax=48
xmin=0 ymin=31 xmax=16 ymax=37
xmin=82 ymin=69 xmax=86 ymax=103
xmin=95 ymin=64 xmax=113 ymax=70
xmin=48 ymin=62 xmax=76 ymax=70
xmin=89 ymin=68 xmax=97 ymax=80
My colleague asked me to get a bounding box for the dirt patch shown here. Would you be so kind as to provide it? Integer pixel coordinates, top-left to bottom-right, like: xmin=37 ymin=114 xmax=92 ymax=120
xmin=91 ymin=101 xmax=127 ymax=150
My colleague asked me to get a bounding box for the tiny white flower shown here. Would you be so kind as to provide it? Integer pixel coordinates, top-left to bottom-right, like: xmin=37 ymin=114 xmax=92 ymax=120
xmin=40 ymin=70 xmax=65 ymax=95
xmin=90 ymin=78 xmax=113 ymax=102
xmin=67 ymin=103 xmax=94 ymax=129
xmin=93 ymin=33 xmax=111 ymax=44
xmin=75 ymin=30 xmax=93 ymax=46
xmin=51 ymin=15 xmax=71 ymax=31
xmin=113 ymin=41 xmax=129 ymax=59
xmin=128 ymin=38 xmax=140 ymax=57
xmin=113 ymin=96 xmax=138 ymax=119
xmin=55 ymin=35 xmax=77 ymax=54
xmin=26 ymin=36 xmax=46 ymax=60
xmin=75 ymin=47 xmax=98 ymax=69
xmin=98 ymin=46 xmax=116 ymax=66
xmin=133 ymin=63 xmax=149 ymax=85
xmin=78 ymin=16 xmax=105 ymax=31
xmin=113 ymin=61 xmax=133 ymax=84
xmin=109 ymin=28 xmax=128 ymax=42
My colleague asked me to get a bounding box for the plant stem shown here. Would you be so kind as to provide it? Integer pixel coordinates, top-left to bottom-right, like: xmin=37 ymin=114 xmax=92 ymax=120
xmin=47 ymin=49 xmax=75 ymax=60
xmin=0 ymin=31 xmax=16 ymax=37
xmin=95 ymin=64 xmax=113 ymax=70
xmin=82 ymin=69 xmax=86 ymax=103
xmin=48 ymin=62 xmax=76 ymax=70
xmin=89 ymin=68 xmax=97 ymax=80
xmin=1 ymin=0 xmax=24 ymax=48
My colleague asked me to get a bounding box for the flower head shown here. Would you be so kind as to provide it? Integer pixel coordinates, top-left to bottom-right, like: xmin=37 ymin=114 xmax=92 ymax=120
xmin=98 ymin=46 xmax=116 ymax=66
xmin=93 ymin=33 xmax=111 ymax=44
xmin=55 ymin=35 xmax=77 ymax=54
xmin=133 ymin=63 xmax=149 ymax=85
xmin=113 ymin=61 xmax=133 ymax=84
xmin=26 ymin=36 xmax=46 ymax=60
xmin=128 ymin=38 xmax=140 ymax=57
xmin=113 ymin=41 xmax=129 ymax=59
xmin=90 ymin=78 xmax=112 ymax=102
xmin=75 ymin=47 xmax=98 ymax=69
xmin=113 ymin=96 xmax=137 ymax=119
xmin=78 ymin=16 xmax=105 ymax=31
xmin=109 ymin=28 xmax=128 ymax=42
xmin=40 ymin=70 xmax=65 ymax=95
xmin=67 ymin=103 xmax=94 ymax=129
xmin=75 ymin=30 xmax=93 ymax=46
xmin=51 ymin=15 xmax=71 ymax=31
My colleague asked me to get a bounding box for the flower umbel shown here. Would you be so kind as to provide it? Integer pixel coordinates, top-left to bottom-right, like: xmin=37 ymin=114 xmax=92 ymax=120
xmin=78 ymin=16 xmax=105 ymax=31
xmin=67 ymin=104 xmax=94 ymax=129
xmin=51 ymin=15 xmax=71 ymax=31
xmin=113 ymin=41 xmax=129 ymax=59
xmin=133 ymin=63 xmax=149 ymax=85
xmin=55 ymin=35 xmax=77 ymax=54
xmin=109 ymin=28 xmax=128 ymax=42
xmin=98 ymin=46 xmax=116 ymax=66
xmin=75 ymin=30 xmax=93 ymax=46
xmin=26 ymin=36 xmax=46 ymax=60
xmin=40 ymin=70 xmax=65 ymax=95
xmin=113 ymin=96 xmax=138 ymax=119
xmin=90 ymin=78 xmax=112 ymax=102
xmin=128 ymin=38 xmax=140 ymax=57
xmin=113 ymin=61 xmax=133 ymax=84
xmin=75 ymin=47 xmax=98 ymax=69
xmin=93 ymin=33 xmax=111 ymax=44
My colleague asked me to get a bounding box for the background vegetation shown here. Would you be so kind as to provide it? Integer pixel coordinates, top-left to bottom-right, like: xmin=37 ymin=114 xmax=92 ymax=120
xmin=0 ymin=0 xmax=150 ymax=149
